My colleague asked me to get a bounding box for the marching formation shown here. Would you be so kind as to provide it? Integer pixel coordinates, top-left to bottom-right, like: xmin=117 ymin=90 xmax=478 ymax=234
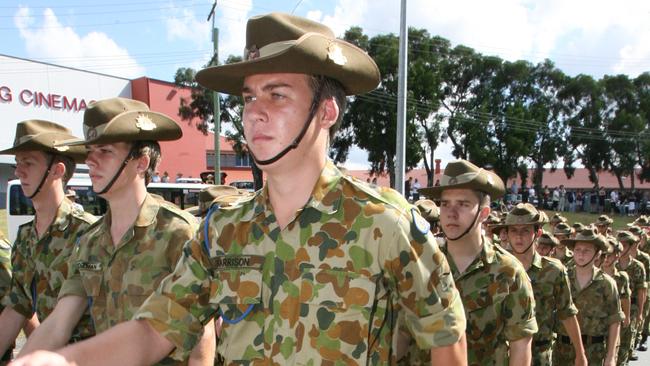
xmin=0 ymin=10 xmax=648 ymax=366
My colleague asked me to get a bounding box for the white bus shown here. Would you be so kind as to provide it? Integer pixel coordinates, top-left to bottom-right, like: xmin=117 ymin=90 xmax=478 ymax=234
xmin=5 ymin=173 xmax=210 ymax=243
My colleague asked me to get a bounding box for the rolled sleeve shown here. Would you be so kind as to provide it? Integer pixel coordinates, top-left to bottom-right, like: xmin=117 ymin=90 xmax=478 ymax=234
xmin=504 ymin=268 xmax=538 ymax=341
xmin=556 ymin=267 xmax=579 ymax=320
xmin=385 ymin=212 xmax=466 ymax=349
xmin=134 ymin=225 xmax=215 ymax=361
xmin=2 ymin=243 xmax=34 ymax=318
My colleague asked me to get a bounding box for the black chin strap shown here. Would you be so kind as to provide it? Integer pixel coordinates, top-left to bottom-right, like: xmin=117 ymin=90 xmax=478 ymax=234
xmin=26 ymin=155 xmax=55 ymax=199
xmin=251 ymin=85 xmax=323 ymax=166
xmin=511 ymin=235 xmax=537 ymax=255
xmin=444 ymin=206 xmax=482 ymax=241
xmin=94 ymin=146 xmax=134 ymax=195
xmin=577 ymin=251 xmax=600 ymax=268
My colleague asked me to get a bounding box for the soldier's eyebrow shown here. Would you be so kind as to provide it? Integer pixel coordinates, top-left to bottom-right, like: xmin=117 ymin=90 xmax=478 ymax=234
xmin=242 ymin=82 xmax=292 ymax=94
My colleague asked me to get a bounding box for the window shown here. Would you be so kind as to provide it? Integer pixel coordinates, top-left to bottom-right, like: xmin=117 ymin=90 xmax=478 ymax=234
xmin=235 ymin=153 xmax=251 ymax=167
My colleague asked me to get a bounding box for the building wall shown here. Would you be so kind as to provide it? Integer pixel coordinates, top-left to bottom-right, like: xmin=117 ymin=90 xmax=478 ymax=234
xmin=0 ymin=54 xmax=132 ymax=205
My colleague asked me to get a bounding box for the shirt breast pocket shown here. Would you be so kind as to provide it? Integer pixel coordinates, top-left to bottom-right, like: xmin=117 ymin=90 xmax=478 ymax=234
xmin=298 ymin=269 xmax=377 ymax=364
xmin=211 ymin=268 xmax=264 ymax=362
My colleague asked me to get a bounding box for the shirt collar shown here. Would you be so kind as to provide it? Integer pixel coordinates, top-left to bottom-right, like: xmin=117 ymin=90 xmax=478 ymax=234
xmin=50 ymin=198 xmax=73 ymax=232
xmin=134 ymin=194 xmax=160 ymax=227
xmin=243 ymin=160 xmax=343 ymax=222
xmin=531 ymin=251 xmax=543 ymax=270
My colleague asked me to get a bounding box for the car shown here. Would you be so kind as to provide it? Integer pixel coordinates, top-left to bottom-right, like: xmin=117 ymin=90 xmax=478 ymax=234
xmin=229 ymin=180 xmax=255 ymax=192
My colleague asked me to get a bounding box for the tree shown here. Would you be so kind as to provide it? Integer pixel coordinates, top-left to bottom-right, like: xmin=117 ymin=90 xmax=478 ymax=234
xmin=558 ymin=75 xmax=608 ymax=187
xmin=342 ymin=27 xmax=424 ymax=187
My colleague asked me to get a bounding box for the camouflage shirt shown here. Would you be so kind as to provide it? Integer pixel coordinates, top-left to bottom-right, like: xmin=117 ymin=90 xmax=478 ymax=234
xmin=1 ymin=198 xmax=96 ymax=340
xmin=0 ymin=237 xmax=11 ymax=306
xmin=634 ymin=250 xmax=650 ymax=284
xmin=135 ymin=162 xmax=466 ymax=365
xmin=617 ymin=257 xmax=647 ymax=308
xmin=441 ymin=238 xmax=538 ymax=366
xmin=558 ymin=267 xmax=623 ymax=337
xmin=610 ymin=268 xmax=631 ymax=300
xmin=59 ymin=194 xmax=197 ymax=365
xmin=527 ymin=252 xmax=578 ymax=343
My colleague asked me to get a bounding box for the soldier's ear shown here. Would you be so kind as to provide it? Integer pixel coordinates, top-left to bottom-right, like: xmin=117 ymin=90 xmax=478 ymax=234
xmin=135 ymin=154 xmax=150 ymax=176
xmin=317 ymin=97 xmax=339 ymax=130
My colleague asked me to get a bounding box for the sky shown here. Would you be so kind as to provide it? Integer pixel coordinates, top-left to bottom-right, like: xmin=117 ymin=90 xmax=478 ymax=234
xmin=3 ymin=0 xmax=650 ymax=170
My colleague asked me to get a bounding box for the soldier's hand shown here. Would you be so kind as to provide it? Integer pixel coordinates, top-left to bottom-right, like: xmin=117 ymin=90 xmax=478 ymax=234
xmin=9 ymin=351 xmax=75 ymax=366
xmin=624 ymin=317 xmax=631 ymax=328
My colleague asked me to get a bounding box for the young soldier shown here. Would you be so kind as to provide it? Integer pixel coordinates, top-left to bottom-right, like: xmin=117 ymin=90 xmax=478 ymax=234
xmin=537 ymin=231 xmax=559 ymax=258
xmin=414 ymin=199 xmax=441 ymax=235
xmin=13 ymin=13 xmax=467 ymax=366
xmin=549 ymin=212 xmax=568 ymax=231
xmin=616 ymin=230 xmax=647 ymax=362
xmin=553 ymin=222 xmax=574 ymax=265
xmin=420 ymin=160 xmax=538 ymax=365
xmin=595 ymin=215 xmax=614 ymax=235
xmin=629 ymin=225 xmax=650 ymax=352
xmin=16 ymin=99 xmax=215 ymax=365
xmin=0 ymin=121 xmax=96 ymax=357
xmin=500 ymin=203 xmax=586 ymax=366
xmin=555 ymin=228 xmax=623 ymax=366
xmin=600 ymin=236 xmax=632 ymax=349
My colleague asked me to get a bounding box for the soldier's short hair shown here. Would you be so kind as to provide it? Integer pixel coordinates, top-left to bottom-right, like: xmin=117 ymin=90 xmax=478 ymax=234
xmin=307 ymin=75 xmax=347 ymax=141
xmin=129 ymin=141 xmax=161 ymax=185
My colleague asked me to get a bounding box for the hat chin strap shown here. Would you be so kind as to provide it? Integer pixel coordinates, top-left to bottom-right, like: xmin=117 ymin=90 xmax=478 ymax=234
xmin=444 ymin=207 xmax=482 ymax=241
xmin=576 ymin=251 xmax=599 ymax=268
xmin=94 ymin=146 xmax=134 ymax=195
xmin=26 ymin=155 xmax=55 ymax=200
xmin=511 ymin=235 xmax=536 ymax=255
xmin=251 ymin=85 xmax=322 ymax=166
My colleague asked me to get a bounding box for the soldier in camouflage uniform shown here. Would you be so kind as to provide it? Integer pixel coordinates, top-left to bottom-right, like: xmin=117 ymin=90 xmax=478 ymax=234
xmin=628 ymin=226 xmax=650 ymax=354
xmin=16 ymin=99 xmax=215 ymax=366
xmin=595 ymin=215 xmax=614 ymax=236
xmin=629 ymin=225 xmax=650 ymax=353
xmin=554 ymin=228 xmax=623 ymax=366
xmin=0 ymin=233 xmax=12 ymax=364
xmin=553 ymin=222 xmax=575 ymax=266
xmin=414 ymin=199 xmax=441 ymax=236
xmin=498 ymin=203 xmax=586 ymax=366
xmin=549 ymin=212 xmax=568 ymax=231
xmin=616 ymin=230 xmax=647 ymax=364
xmin=537 ymin=231 xmax=559 ymax=258
xmin=12 ymin=13 xmax=467 ymax=366
xmin=419 ymin=160 xmax=538 ymax=365
xmin=600 ymin=235 xmax=632 ymax=364
xmin=0 ymin=121 xmax=97 ymax=361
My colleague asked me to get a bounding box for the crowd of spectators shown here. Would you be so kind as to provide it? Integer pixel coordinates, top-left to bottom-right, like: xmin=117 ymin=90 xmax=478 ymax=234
xmin=504 ymin=182 xmax=650 ymax=216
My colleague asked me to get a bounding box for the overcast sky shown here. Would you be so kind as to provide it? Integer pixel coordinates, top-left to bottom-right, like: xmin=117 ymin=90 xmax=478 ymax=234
xmin=4 ymin=0 xmax=650 ymax=169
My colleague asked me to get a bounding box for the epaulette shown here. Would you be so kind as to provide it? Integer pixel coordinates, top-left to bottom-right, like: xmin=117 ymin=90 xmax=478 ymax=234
xmin=342 ymin=175 xmax=411 ymax=212
xmin=70 ymin=207 xmax=98 ymax=225
xmin=541 ymin=256 xmax=565 ymax=270
xmin=210 ymin=192 xmax=257 ymax=212
xmin=158 ymin=200 xmax=199 ymax=225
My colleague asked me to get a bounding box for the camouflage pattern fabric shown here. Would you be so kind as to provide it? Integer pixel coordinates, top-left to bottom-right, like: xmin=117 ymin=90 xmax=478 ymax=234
xmin=1 ymin=198 xmax=96 ymax=341
xmin=527 ymin=252 xmax=578 ymax=366
xmin=0 ymin=237 xmax=10 ymax=302
xmin=58 ymin=194 xmax=197 ymax=366
xmin=611 ymin=268 xmax=631 ymax=301
xmin=440 ymin=238 xmax=538 ymax=366
xmin=634 ymin=250 xmax=650 ymax=340
xmin=135 ymin=162 xmax=466 ymax=365
xmin=554 ymin=266 xmax=623 ymax=366
xmin=616 ymin=257 xmax=646 ymax=362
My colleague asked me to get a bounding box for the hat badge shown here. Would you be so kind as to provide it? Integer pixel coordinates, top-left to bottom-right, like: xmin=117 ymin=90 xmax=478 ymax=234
xmin=135 ymin=114 xmax=156 ymax=131
xmin=327 ymin=43 xmax=347 ymax=66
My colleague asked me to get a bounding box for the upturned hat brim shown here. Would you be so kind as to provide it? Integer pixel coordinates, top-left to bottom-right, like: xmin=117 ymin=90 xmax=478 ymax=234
xmin=196 ymin=33 xmax=380 ymax=96
xmin=419 ymin=176 xmax=505 ymax=200
xmin=561 ymin=236 xmax=608 ymax=252
xmin=0 ymin=131 xmax=87 ymax=163
xmin=60 ymin=110 xmax=182 ymax=146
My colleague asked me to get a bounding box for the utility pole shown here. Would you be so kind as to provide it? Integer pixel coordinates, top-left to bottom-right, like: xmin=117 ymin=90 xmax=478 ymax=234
xmin=207 ymin=1 xmax=221 ymax=182
xmin=395 ymin=0 xmax=408 ymax=194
